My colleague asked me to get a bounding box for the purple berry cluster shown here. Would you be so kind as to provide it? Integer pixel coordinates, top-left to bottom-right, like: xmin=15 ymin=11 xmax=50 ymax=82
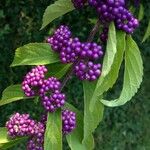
xmin=47 ymin=25 xmax=72 ymax=52
xmin=100 ymin=27 xmax=108 ymax=43
xmin=74 ymin=61 xmax=101 ymax=81
xmin=39 ymin=77 xmax=65 ymax=112
xmin=27 ymin=122 xmax=45 ymax=150
xmin=6 ymin=113 xmax=39 ymax=138
xmin=78 ymin=42 xmax=103 ymax=60
xmin=47 ymin=25 xmax=103 ymax=81
xmin=72 ymin=0 xmax=87 ymax=8
xmin=5 ymin=113 xmax=45 ymax=150
xmin=88 ymin=0 xmax=139 ymax=34
xmin=22 ymin=66 xmax=47 ymax=97
xmin=22 ymin=66 xmax=66 ymax=112
xmin=62 ymin=109 xmax=76 ymax=134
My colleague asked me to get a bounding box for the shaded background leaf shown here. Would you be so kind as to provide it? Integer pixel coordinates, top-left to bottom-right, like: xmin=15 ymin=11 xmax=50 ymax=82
xmin=83 ymin=81 xmax=104 ymax=144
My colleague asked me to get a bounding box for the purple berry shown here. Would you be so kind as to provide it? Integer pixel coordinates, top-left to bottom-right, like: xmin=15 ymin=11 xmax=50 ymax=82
xmin=5 ymin=113 xmax=36 ymax=138
xmin=27 ymin=122 xmax=45 ymax=150
xmin=74 ymin=61 xmax=101 ymax=81
xmin=77 ymin=42 xmax=103 ymax=60
xmin=88 ymin=0 xmax=139 ymax=34
xmin=22 ymin=66 xmax=47 ymax=97
xmin=62 ymin=109 xmax=76 ymax=134
xmin=47 ymin=25 xmax=72 ymax=52
xmin=60 ymin=38 xmax=81 ymax=63
xmin=72 ymin=0 xmax=87 ymax=8
xmin=40 ymin=77 xmax=65 ymax=112
xmin=100 ymin=27 xmax=108 ymax=43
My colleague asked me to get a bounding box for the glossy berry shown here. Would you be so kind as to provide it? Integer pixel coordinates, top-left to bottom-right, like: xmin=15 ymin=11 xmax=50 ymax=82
xmin=88 ymin=0 xmax=139 ymax=34
xmin=60 ymin=38 xmax=81 ymax=63
xmin=41 ymin=91 xmax=65 ymax=112
xmin=74 ymin=61 xmax=101 ymax=81
xmin=72 ymin=0 xmax=87 ymax=8
xmin=100 ymin=27 xmax=108 ymax=42
xmin=62 ymin=109 xmax=76 ymax=134
xmin=40 ymin=77 xmax=65 ymax=112
xmin=78 ymin=42 xmax=103 ymax=60
xmin=6 ymin=113 xmax=36 ymax=138
xmin=47 ymin=25 xmax=72 ymax=52
xmin=22 ymin=66 xmax=47 ymax=97
xmin=27 ymin=122 xmax=45 ymax=150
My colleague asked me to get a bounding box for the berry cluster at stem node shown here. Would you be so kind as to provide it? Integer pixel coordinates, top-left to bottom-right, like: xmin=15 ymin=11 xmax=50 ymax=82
xmin=22 ymin=66 xmax=47 ymax=97
xmin=6 ymin=111 xmax=76 ymax=150
xmin=6 ymin=113 xmax=41 ymax=138
xmin=22 ymin=66 xmax=66 ymax=112
xmin=47 ymin=25 xmax=103 ymax=81
xmin=88 ymin=0 xmax=139 ymax=34
xmin=74 ymin=61 xmax=101 ymax=81
xmin=62 ymin=109 xmax=76 ymax=134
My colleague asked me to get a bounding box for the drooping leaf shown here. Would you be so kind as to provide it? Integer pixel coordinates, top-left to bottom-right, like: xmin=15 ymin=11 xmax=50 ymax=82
xmin=83 ymin=81 xmax=104 ymax=144
xmin=11 ymin=43 xmax=59 ymax=67
xmin=142 ymin=20 xmax=150 ymax=42
xmin=46 ymin=63 xmax=72 ymax=79
xmin=44 ymin=110 xmax=62 ymax=150
xmin=101 ymin=22 xmax=117 ymax=76
xmin=0 ymin=85 xmax=29 ymax=106
xmin=89 ymin=22 xmax=118 ymax=112
xmin=41 ymin=0 xmax=74 ymax=29
xmin=64 ymin=103 xmax=94 ymax=150
xmin=138 ymin=4 xmax=144 ymax=21
xmin=101 ymin=36 xmax=143 ymax=107
xmin=0 ymin=128 xmax=27 ymax=150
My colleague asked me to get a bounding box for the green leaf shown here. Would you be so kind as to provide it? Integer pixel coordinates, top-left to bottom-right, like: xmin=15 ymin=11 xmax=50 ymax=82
xmin=0 ymin=128 xmax=27 ymax=149
xmin=101 ymin=22 xmax=117 ymax=76
xmin=11 ymin=43 xmax=59 ymax=67
xmin=44 ymin=110 xmax=62 ymax=150
xmin=138 ymin=4 xmax=144 ymax=21
xmin=41 ymin=0 xmax=74 ymax=29
xmin=64 ymin=103 xmax=94 ymax=150
xmin=83 ymin=81 xmax=104 ymax=144
xmin=142 ymin=20 xmax=150 ymax=42
xmin=89 ymin=22 xmax=117 ymax=112
xmin=101 ymin=36 xmax=143 ymax=107
xmin=0 ymin=85 xmax=29 ymax=106
xmin=46 ymin=63 xmax=72 ymax=79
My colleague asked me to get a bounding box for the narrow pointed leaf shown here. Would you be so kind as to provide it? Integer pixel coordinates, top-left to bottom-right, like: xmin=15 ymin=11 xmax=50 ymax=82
xmin=101 ymin=22 xmax=117 ymax=76
xmin=11 ymin=43 xmax=59 ymax=67
xmin=44 ymin=110 xmax=62 ymax=150
xmin=138 ymin=4 xmax=144 ymax=21
xmin=89 ymin=28 xmax=122 ymax=112
xmin=41 ymin=0 xmax=74 ymax=29
xmin=142 ymin=20 xmax=150 ymax=42
xmin=83 ymin=81 xmax=104 ymax=143
xmin=101 ymin=36 xmax=143 ymax=107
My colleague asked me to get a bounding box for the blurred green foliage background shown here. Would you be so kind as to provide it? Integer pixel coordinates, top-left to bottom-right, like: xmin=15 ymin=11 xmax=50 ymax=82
xmin=0 ymin=0 xmax=150 ymax=149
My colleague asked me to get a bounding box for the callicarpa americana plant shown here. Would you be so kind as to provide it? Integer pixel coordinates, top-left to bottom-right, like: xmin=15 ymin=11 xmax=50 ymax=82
xmin=1 ymin=0 xmax=148 ymax=149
